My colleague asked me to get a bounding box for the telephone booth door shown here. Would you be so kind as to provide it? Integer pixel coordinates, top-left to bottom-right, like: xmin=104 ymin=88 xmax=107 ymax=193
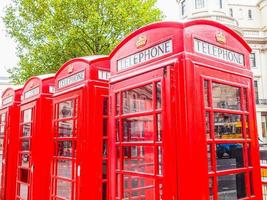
xmin=110 ymin=67 xmax=176 ymax=199
xmin=0 ymin=110 xmax=7 ymax=196
xmin=194 ymin=65 xmax=261 ymax=199
xmin=16 ymin=104 xmax=35 ymax=200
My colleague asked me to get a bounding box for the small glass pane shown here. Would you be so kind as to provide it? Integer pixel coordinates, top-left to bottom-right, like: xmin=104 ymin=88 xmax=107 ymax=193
xmin=116 ymin=119 xmax=120 ymax=142
xmin=57 ymin=159 xmax=72 ymax=179
xmin=116 ymin=93 xmax=120 ymax=116
xmin=19 ymin=184 xmax=28 ymax=199
xmin=21 ymin=139 xmax=30 ymax=151
xmin=56 ymin=179 xmax=72 ymax=199
xmin=243 ymin=88 xmax=248 ymax=111
xmin=19 ymin=168 xmax=29 ymax=183
xmin=59 ymin=100 xmax=74 ymax=119
xmin=0 ymin=125 xmax=4 ymax=135
xmin=248 ymin=143 xmax=252 ymax=166
xmin=1 ymin=113 xmax=6 ymax=123
xmin=123 ymin=146 xmax=154 ymax=174
xmin=123 ymin=116 xmax=153 ymax=142
xmin=103 ymin=118 xmax=108 ymax=137
xmin=216 ymin=143 xmax=244 ymax=170
xmin=214 ymin=113 xmax=242 ymax=139
xmin=123 ymin=175 xmax=155 ymax=199
xmin=157 ymin=114 xmax=162 ymax=141
xmin=57 ymin=141 xmax=75 ymax=157
xmin=207 ymin=145 xmax=212 ymax=172
xmin=22 ymin=124 xmax=31 ymax=137
xmin=102 ymin=160 xmax=107 ymax=179
xmin=204 ymin=80 xmax=209 ymax=107
xmin=245 ymin=115 xmax=250 ymax=138
xmin=217 ymin=173 xmax=246 ymax=199
xmin=102 ymin=182 xmax=107 ymax=200
xmin=20 ymin=153 xmax=30 ymax=168
xmin=103 ymin=98 xmax=108 ymax=115
xmin=212 ymin=83 xmax=240 ymax=110
xmin=250 ymin=172 xmax=254 ymax=195
xmin=206 ymin=112 xmax=211 ymax=139
xmin=122 ymin=84 xmax=153 ymax=114
xmin=58 ymin=120 xmax=74 ymax=137
xmin=158 ymin=146 xmax=163 ymax=175
xmin=103 ymin=139 xmax=108 ymax=158
xmin=23 ymin=109 xmax=32 ymax=123
xmin=156 ymin=82 xmax=162 ymax=109
xmin=209 ymin=177 xmax=214 ymax=200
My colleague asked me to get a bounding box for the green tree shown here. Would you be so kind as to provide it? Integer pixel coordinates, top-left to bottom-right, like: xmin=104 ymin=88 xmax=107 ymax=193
xmin=3 ymin=0 xmax=164 ymax=84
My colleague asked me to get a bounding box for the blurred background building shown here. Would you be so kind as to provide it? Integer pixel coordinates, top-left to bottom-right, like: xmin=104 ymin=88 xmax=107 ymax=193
xmin=0 ymin=76 xmax=13 ymax=104
xmin=177 ymin=0 xmax=267 ymax=143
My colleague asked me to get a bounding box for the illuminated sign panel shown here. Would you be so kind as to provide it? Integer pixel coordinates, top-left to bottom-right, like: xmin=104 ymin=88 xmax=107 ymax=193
xmin=98 ymin=70 xmax=110 ymax=80
xmin=194 ymin=39 xmax=244 ymax=66
xmin=58 ymin=71 xmax=85 ymax=88
xmin=117 ymin=39 xmax=173 ymax=71
xmin=24 ymin=87 xmax=40 ymax=99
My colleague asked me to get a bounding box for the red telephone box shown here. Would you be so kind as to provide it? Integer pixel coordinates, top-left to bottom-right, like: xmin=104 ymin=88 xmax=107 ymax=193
xmin=0 ymin=87 xmax=22 ymax=200
xmin=109 ymin=20 xmax=262 ymax=199
xmin=50 ymin=56 xmax=110 ymax=200
xmin=16 ymin=74 xmax=55 ymax=200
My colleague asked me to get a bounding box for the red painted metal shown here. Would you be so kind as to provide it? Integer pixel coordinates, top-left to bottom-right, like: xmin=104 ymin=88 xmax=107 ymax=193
xmin=15 ymin=74 xmax=55 ymax=200
xmin=109 ymin=20 xmax=262 ymax=200
xmin=0 ymin=87 xmax=22 ymax=200
xmin=50 ymin=56 xmax=110 ymax=200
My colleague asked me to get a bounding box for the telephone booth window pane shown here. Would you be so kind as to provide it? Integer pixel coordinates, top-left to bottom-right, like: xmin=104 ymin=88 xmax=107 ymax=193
xmin=216 ymin=143 xmax=244 ymax=170
xmin=250 ymin=172 xmax=254 ymax=195
xmin=209 ymin=177 xmax=214 ymax=200
xmin=243 ymin=89 xmax=248 ymax=111
xmin=217 ymin=173 xmax=246 ymax=199
xmin=0 ymin=126 xmax=4 ymax=135
xmin=103 ymin=139 xmax=108 ymax=158
xmin=123 ymin=175 xmax=155 ymax=199
xmin=1 ymin=113 xmax=6 ymax=122
xmin=245 ymin=115 xmax=250 ymax=138
xmin=156 ymin=82 xmax=162 ymax=109
xmin=158 ymin=146 xmax=163 ymax=175
xmin=103 ymin=97 xmax=108 ymax=115
xmin=116 ymin=93 xmax=120 ymax=115
xmin=157 ymin=114 xmax=162 ymax=141
xmin=206 ymin=112 xmax=211 ymax=139
xmin=57 ymin=141 xmax=75 ymax=157
xmin=58 ymin=121 xmax=74 ymax=137
xmin=20 ymin=153 xmax=30 ymax=168
xmin=19 ymin=184 xmax=28 ymax=199
xmin=57 ymin=160 xmax=72 ymax=179
xmin=123 ymin=116 xmax=153 ymax=142
xmin=0 ymin=139 xmax=3 ymax=172
xmin=23 ymin=109 xmax=32 ymax=122
xmin=103 ymin=160 xmax=107 ymax=179
xmin=214 ymin=113 xmax=242 ymax=139
xmin=103 ymin=182 xmax=107 ymax=200
xmin=21 ymin=139 xmax=30 ymax=151
xmin=123 ymin=146 xmax=154 ymax=174
xmin=212 ymin=83 xmax=240 ymax=110
xmin=207 ymin=145 xmax=212 ymax=172
xmin=204 ymin=80 xmax=209 ymax=107
xmin=56 ymin=180 xmax=72 ymax=199
xmin=59 ymin=100 xmax=74 ymax=119
xmin=19 ymin=168 xmax=29 ymax=183
xmin=248 ymin=143 xmax=252 ymax=166
xmin=103 ymin=118 xmax=108 ymax=137
xmin=122 ymin=84 xmax=153 ymax=114
xmin=116 ymin=119 xmax=120 ymax=142
xmin=22 ymin=124 xmax=31 ymax=137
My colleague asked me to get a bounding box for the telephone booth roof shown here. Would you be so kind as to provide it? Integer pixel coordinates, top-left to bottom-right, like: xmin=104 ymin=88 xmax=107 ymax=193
xmin=21 ymin=74 xmax=55 ymax=103
xmin=1 ymin=86 xmax=22 ymax=108
xmin=110 ymin=20 xmax=252 ymax=82
xmin=54 ymin=55 xmax=110 ymax=93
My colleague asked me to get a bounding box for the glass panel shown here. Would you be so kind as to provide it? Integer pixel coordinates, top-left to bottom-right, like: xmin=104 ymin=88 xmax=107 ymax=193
xmin=19 ymin=184 xmax=28 ymax=199
xmin=59 ymin=100 xmax=74 ymax=119
xmin=1 ymin=113 xmax=6 ymax=123
xmin=214 ymin=113 xmax=242 ymax=139
xmin=248 ymin=143 xmax=252 ymax=166
xmin=122 ymin=84 xmax=153 ymax=114
xmin=103 ymin=97 xmax=108 ymax=115
xmin=123 ymin=146 xmax=154 ymax=174
xmin=157 ymin=114 xmax=162 ymax=141
xmin=116 ymin=93 xmax=120 ymax=116
xmin=20 ymin=153 xmax=30 ymax=168
xmin=103 ymin=118 xmax=108 ymax=137
xmin=0 ymin=138 xmax=3 ymax=152
xmin=103 ymin=139 xmax=108 ymax=158
xmin=217 ymin=173 xmax=246 ymax=199
xmin=123 ymin=175 xmax=155 ymax=199
xmin=245 ymin=115 xmax=249 ymax=138
xmin=56 ymin=179 xmax=72 ymax=199
xmin=209 ymin=177 xmax=214 ymax=200
xmin=102 ymin=160 xmax=107 ymax=179
xmin=19 ymin=168 xmax=29 ymax=183
xmin=116 ymin=119 xmax=120 ymax=142
xmin=207 ymin=145 xmax=212 ymax=172
xmin=23 ymin=109 xmax=32 ymax=123
xmin=158 ymin=146 xmax=163 ymax=175
xmin=206 ymin=112 xmax=211 ymax=139
xmin=57 ymin=159 xmax=72 ymax=179
xmin=156 ymin=82 xmax=162 ymax=109
xmin=21 ymin=139 xmax=30 ymax=151
xmin=123 ymin=116 xmax=153 ymax=142
xmin=58 ymin=121 xmax=74 ymax=137
xmin=0 ymin=125 xmax=4 ymax=135
xmin=204 ymin=80 xmax=209 ymax=107
xmin=212 ymin=83 xmax=240 ymax=110
xmin=102 ymin=182 xmax=107 ymax=200
xmin=22 ymin=124 xmax=31 ymax=137
xmin=57 ymin=141 xmax=75 ymax=157
xmin=243 ymin=89 xmax=248 ymax=111
xmin=216 ymin=143 xmax=244 ymax=170
xmin=250 ymin=172 xmax=254 ymax=195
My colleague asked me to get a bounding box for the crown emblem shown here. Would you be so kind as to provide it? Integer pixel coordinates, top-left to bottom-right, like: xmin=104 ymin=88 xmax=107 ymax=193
xmin=136 ymin=35 xmax=147 ymax=48
xmin=67 ymin=65 xmax=74 ymax=74
xmin=29 ymin=82 xmax=35 ymax=88
xmin=215 ymin=31 xmax=226 ymax=44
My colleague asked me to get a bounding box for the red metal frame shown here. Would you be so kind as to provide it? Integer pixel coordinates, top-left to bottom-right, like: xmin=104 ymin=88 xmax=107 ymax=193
xmin=50 ymin=56 xmax=110 ymax=200
xmin=0 ymin=87 xmax=22 ymax=200
xmin=109 ymin=20 xmax=262 ymax=199
xmin=15 ymin=74 xmax=55 ymax=200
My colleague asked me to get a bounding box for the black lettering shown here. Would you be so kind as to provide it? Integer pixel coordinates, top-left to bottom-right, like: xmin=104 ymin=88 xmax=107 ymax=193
xmin=151 ymin=47 xmax=158 ymax=58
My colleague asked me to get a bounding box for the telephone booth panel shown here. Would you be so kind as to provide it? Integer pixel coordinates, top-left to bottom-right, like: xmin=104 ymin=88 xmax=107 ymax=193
xmin=16 ymin=74 xmax=54 ymax=200
xmin=0 ymin=87 xmax=22 ymax=200
xmin=109 ymin=20 xmax=262 ymax=200
xmin=51 ymin=56 xmax=110 ymax=200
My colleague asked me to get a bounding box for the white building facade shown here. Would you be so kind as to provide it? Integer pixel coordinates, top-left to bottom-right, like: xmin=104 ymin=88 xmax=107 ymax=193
xmin=177 ymin=0 xmax=267 ymax=143
xmin=0 ymin=76 xmax=13 ymax=104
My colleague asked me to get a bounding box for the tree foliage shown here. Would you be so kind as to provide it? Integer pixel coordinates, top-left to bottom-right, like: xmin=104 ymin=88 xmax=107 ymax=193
xmin=3 ymin=0 xmax=164 ymax=83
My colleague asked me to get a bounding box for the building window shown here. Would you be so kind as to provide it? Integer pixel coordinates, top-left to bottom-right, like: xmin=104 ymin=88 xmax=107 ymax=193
xmin=254 ymin=80 xmax=259 ymax=104
xmin=218 ymin=0 xmax=223 ymax=9
xmin=195 ymin=0 xmax=205 ymax=9
xmin=248 ymin=9 xmax=252 ymax=19
xmin=250 ymin=53 xmax=256 ymax=68
xmin=181 ymin=0 xmax=186 ymax=16
xmin=229 ymin=8 xmax=233 ymax=17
